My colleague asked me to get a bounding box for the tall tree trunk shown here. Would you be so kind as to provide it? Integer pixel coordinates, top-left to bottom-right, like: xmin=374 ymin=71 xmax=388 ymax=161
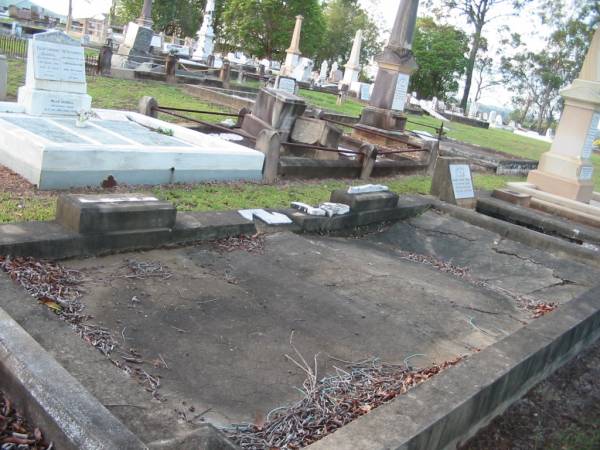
xmin=460 ymin=24 xmax=483 ymax=111
xmin=519 ymin=96 xmax=532 ymax=123
xmin=536 ymin=103 xmax=547 ymax=133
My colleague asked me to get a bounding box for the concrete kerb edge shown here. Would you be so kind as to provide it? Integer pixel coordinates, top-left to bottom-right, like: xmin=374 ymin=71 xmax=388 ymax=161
xmin=307 ymin=285 xmax=600 ymax=450
xmin=0 ymin=304 xmax=148 ymax=450
xmin=430 ymin=198 xmax=600 ymax=267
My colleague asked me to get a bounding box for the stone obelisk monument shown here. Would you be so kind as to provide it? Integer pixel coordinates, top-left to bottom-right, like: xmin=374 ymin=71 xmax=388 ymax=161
xmin=354 ymin=0 xmax=419 ymax=141
xmin=526 ymin=27 xmax=600 ymax=203
xmin=342 ymin=29 xmax=363 ymax=87
xmin=193 ymin=0 xmax=215 ymax=61
xmin=281 ymin=15 xmax=304 ymax=76
xmin=137 ymin=0 xmax=153 ymax=27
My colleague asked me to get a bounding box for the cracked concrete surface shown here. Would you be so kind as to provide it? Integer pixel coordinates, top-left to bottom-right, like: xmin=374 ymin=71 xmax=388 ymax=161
xmin=0 ymin=211 xmax=595 ymax=445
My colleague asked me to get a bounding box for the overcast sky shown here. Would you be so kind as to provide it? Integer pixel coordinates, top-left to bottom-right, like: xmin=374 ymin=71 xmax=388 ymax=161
xmin=33 ymin=0 xmax=566 ymax=108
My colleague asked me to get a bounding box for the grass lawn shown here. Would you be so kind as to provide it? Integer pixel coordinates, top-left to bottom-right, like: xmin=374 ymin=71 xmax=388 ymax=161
xmin=7 ymin=59 xmax=228 ymax=123
xmin=0 ymin=174 xmax=520 ymax=224
xmin=1 ymin=57 xmax=598 ymax=224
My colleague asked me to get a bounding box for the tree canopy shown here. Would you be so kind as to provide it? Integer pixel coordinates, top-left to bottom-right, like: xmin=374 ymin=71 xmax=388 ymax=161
xmin=316 ymin=0 xmax=382 ymax=66
xmin=219 ymin=0 xmax=325 ymax=59
xmin=501 ymin=0 xmax=598 ymax=132
xmin=117 ymin=0 xmax=206 ymax=37
xmin=409 ymin=17 xmax=469 ymax=101
xmin=427 ymin=0 xmax=532 ymax=109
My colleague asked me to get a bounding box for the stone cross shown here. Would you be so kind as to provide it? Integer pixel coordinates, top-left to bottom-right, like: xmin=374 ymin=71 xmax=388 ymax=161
xmin=281 ymin=15 xmax=304 ymax=76
xmin=527 ymin=27 xmax=600 ymax=202
xmin=343 ymin=29 xmax=363 ymax=86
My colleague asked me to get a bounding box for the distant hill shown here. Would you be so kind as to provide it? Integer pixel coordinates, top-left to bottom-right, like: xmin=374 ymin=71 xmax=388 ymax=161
xmin=0 ymin=0 xmax=65 ymax=20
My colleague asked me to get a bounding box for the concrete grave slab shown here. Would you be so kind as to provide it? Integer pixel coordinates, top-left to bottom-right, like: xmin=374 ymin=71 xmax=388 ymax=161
xmin=0 ymin=207 xmax=597 ymax=449
xmin=0 ymin=109 xmax=265 ymax=189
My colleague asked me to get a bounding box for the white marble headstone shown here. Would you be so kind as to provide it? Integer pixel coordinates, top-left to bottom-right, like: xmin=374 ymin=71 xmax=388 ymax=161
xmin=18 ymin=30 xmax=91 ymax=116
xmin=275 ymin=76 xmax=297 ymax=95
xmin=582 ymin=112 xmax=600 ymax=159
xmin=392 ymin=74 xmax=410 ymax=111
xmin=449 ymin=164 xmax=475 ymax=200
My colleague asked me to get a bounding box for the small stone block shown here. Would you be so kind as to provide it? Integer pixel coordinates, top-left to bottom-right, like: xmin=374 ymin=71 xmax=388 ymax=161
xmin=56 ymin=194 xmax=176 ymax=234
xmin=330 ymin=189 xmax=399 ymax=212
xmin=430 ymin=157 xmax=476 ymax=208
xmin=492 ymin=189 xmax=531 ymax=207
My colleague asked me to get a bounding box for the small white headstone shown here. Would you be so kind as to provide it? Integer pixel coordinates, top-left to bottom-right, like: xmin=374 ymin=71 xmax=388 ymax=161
xmin=275 ymin=76 xmax=297 ymax=95
xmin=449 ymin=164 xmax=475 ymax=200
xmin=360 ymin=83 xmax=371 ymax=101
xmin=582 ymin=112 xmax=600 ymax=159
xmin=579 ymin=166 xmax=594 ymax=181
xmin=392 ymin=74 xmax=410 ymax=111
xmin=18 ymin=31 xmax=91 ymax=116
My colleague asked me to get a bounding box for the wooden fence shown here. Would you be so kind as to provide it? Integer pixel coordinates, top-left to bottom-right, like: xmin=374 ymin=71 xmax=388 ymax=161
xmin=0 ymin=34 xmax=27 ymax=58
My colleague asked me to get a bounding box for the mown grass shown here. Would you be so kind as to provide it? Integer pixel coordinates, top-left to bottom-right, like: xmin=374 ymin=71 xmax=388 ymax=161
xmin=2 ymin=58 xmax=595 ymax=224
xmin=0 ymin=174 xmax=521 ymax=224
xmin=7 ymin=58 xmax=228 ymax=123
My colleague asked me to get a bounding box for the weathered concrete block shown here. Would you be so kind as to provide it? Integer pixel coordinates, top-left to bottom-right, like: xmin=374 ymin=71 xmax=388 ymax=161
xmin=430 ymin=156 xmax=476 ymax=208
xmin=138 ymin=95 xmax=158 ymax=117
xmin=56 ymin=194 xmax=176 ymax=234
xmin=492 ymin=188 xmax=531 ymax=207
xmin=330 ymin=189 xmax=399 ymax=212
xmin=290 ymin=117 xmax=342 ymax=160
xmin=252 ymin=87 xmax=306 ymax=134
xmin=287 ymin=195 xmax=431 ymax=232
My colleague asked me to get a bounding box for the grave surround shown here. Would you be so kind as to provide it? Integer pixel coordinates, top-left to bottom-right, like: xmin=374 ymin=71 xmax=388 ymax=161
xmin=0 ymin=31 xmax=264 ymax=189
xmin=0 ymin=110 xmax=265 ymax=189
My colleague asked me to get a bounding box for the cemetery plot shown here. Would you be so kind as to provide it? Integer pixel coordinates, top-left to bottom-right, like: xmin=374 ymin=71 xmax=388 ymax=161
xmin=0 ymin=211 xmax=595 ymax=447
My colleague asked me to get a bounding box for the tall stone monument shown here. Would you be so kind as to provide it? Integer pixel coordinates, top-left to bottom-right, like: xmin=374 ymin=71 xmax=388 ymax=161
xmin=116 ymin=0 xmax=154 ymax=62
xmin=18 ymin=31 xmax=91 ymax=115
xmin=354 ymin=0 xmax=419 ymax=141
xmin=192 ymin=0 xmax=215 ymax=62
xmin=526 ymin=27 xmax=600 ymax=203
xmin=281 ymin=15 xmax=304 ymax=77
xmin=342 ymin=29 xmax=363 ymax=87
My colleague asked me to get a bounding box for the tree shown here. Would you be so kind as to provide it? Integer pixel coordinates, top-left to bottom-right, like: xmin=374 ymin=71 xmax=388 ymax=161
xmin=316 ymin=0 xmax=382 ymax=66
xmin=501 ymin=0 xmax=598 ymax=133
xmin=219 ymin=0 xmax=325 ymax=59
xmin=118 ymin=0 xmax=206 ymax=37
xmin=409 ymin=17 xmax=469 ymax=101
xmin=427 ymin=0 xmax=531 ymax=110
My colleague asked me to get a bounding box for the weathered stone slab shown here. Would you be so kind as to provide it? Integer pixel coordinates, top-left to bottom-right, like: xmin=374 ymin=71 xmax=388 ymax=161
xmin=492 ymin=188 xmax=531 ymax=207
xmin=287 ymin=195 xmax=430 ymax=232
xmin=430 ymin=156 xmax=476 ymax=208
xmin=330 ymin=189 xmax=399 ymax=212
xmin=56 ymin=194 xmax=177 ymax=234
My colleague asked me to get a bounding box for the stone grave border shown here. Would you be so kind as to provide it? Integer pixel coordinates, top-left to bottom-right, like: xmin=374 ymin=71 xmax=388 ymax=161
xmin=0 ymin=196 xmax=599 ymax=449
